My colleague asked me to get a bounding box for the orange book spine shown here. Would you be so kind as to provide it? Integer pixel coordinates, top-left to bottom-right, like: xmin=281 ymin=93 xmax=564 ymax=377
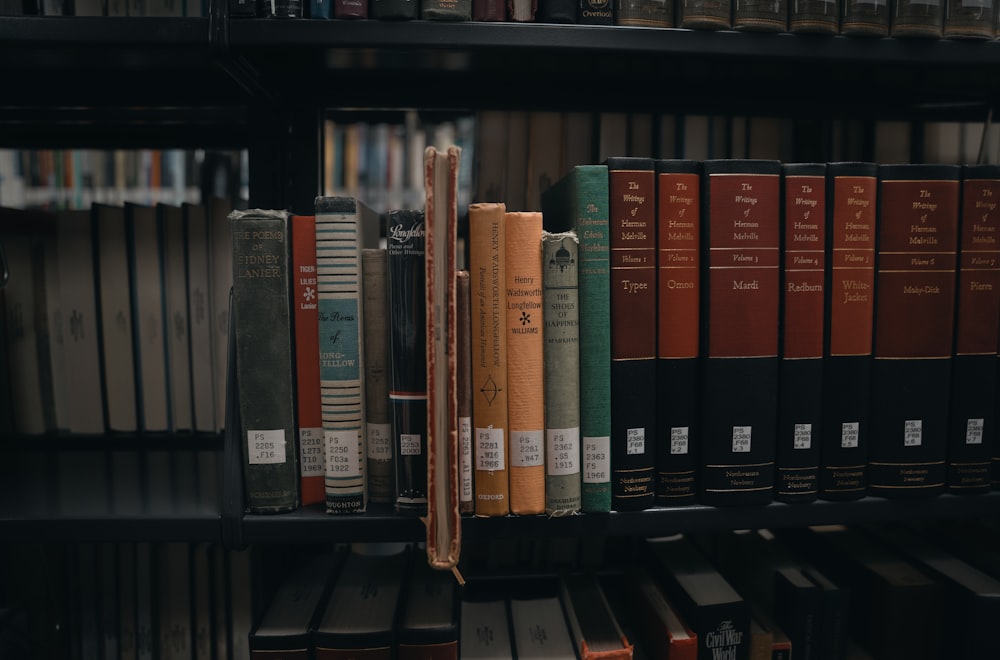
xmin=469 ymin=203 xmax=510 ymax=516
xmin=505 ymin=211 xmax=545 ymax=515
xmin=292 ymin=214 xmax=325 ymax=506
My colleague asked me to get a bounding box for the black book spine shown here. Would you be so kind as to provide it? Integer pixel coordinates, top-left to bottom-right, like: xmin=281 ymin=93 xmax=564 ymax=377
xmin=579 ymin=0 xmax=613 ymax=22
xmin=699 ymin=159 xmax=782 ymax=507
xmin=776 ymin=163 xmax=826 ymax=504
xmin=869 ymin=163 xmax=961 ymax=497
xmin=387 ymin=210 xmax=429 ymax=514
xmin=538 ymin=0 xmax=577 ymax=21
xmin=372 ymin=0 xmax=419 ymax=17
xmin=422 ymin=0 xmax=472 ymax=18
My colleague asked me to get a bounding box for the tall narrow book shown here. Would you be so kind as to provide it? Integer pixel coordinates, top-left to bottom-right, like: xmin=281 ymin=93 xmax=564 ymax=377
xmin=315 ymin=196 xmax=381 ymax=514
xmin=183 ymin=202 xmax=216 ymax=433
xmin=159 ymin=203 xmax=193 ymax=432
xmin=424 ymin=145 xmax=462 ymax=568
xmin=821 ymin=162 xmax=877 ymax=501
xmin=388 ymin=209 xmax=429 ymax=515
xmin=541 ymin=165 xmax=613 ymax=513
xmin=362 ymin=248 xmax=393 ymax=505
xmin=948 ymin=164 xmax=1000 ymax=494
xmin=542 ymin=231 xmax=582 ymax=516
xmin=506 ymin=211 xmax=546 ymax=515
xmin=231 ymin=208 xmax=299 ymax=514
xmin=655 ymin=159 xmax=701 ymax=506
xmin=606 ymin=157 xmax=657 ymax=511
xmin=626 ymin=567 xmax=698 ymax=660
xmin=209 ymin=196 xmax=234 ymax=433
xmin=292 ymin=213 xmax=326 ymax=507
xmin=469 ymin=202 xmax=510 ymax=517
xmin=776 ymin=163 xmax=826 ymax=503
xmin=457 ymin=270 xmax=475 ymax=515
xmin=700 ymin=159 xmax=782 ymax=506
xmin=869 ymin=164 xmax=961 ymax=497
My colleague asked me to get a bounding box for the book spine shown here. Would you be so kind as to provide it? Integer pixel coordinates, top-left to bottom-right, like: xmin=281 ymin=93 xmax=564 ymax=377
xmin=505 ymin=212 xmax=546 ymax=515
xmin=869 ymin=164 xmax=961 ymax=497
xmin=944 ymin=0 xmax=995 ymax=38
xmin=160 ymin=205 xmax=193 ymax=433
xmin=608 ymin=157 xmax=657 ymax=511
xmin=576 ymin=166 xmax=613 ymax=513
xmin=508 ymin=0 xmax=539 ymax=18
xmin=841 ymin=0 xmax=889 ymax=35
xmin=891 ymin=0 xmax=944 ymax=37
xmin=615 ymin=0 xmax=674 ymax=26
xmin=422 ymin=0 xmax=473 ymax=18
xmin=457 ymin=271 xmax=475 ymax=514
xmin=733 ymin=0 xmax=788 ymax=30
xmin=316 ymin=199 xmax=367 ymax=514
xmin=472 ymin=0 xmax=506 ymax=18
xmin=538 ymin=0 xmax=578 ymax=22
xmin=655 ymin=160 xmax=701 ymax=507
xmin=788 ymin=0 xmax=839 ymax=33
xmin=947 ymin=165 xmax=1000 ymax=493
xmin=388 ymin=209 xmax=429 ymax=515
xmin=334 ymin=0 xmax=369 ymax=17
xmin=311 ymin=0 xmax=333 ymax=16
xmin=183 ymin=204 xmax=216 ymax=433
xmin=579 ymin=0 xmax=613 ymax=23
xmin=469 ymin=203 xmax=510 ymax=516
xmin=542 ymin=231 xmax=582 ymax=516
xmin=371 ymin=0 xmax=416 ymax=17
xmin=679 ymin=0 xmax=732 ymax=28
xmin=231 ymin=209 xmax=300 ymax=513
xmin=362 ymin=248 xmax=393 ymax=505
xmin=292 ymin=214 xmax=326 ymax=507
xmin=821 ymin=163 xmax=877 ymax=501
xmin=700 ymin=160 xmax=781 ymax=507
xmin=776 ymin=164 xmax=826 ymax=503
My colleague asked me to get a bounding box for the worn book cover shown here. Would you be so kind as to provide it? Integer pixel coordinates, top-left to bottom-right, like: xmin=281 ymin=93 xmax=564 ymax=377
xmin=231 ymin=208 xmax=300 ymax=513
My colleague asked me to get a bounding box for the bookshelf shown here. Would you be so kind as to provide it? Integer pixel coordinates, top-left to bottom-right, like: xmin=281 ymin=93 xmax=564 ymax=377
xmin=4 ymin=6 xmax=1000 ymax=657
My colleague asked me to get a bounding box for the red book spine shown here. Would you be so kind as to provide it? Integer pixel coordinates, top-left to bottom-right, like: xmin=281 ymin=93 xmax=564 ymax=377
xmin=334 ymin=0 xmax=369 ymax=17
xmin=292 ymin=214 xmax=325 ymax=506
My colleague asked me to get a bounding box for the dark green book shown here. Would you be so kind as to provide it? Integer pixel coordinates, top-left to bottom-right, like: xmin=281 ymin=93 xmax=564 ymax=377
xmin=541 ymin=165 xmax=613 ymax=513
xmin=231 ymin=208 xmax=299 ymax=514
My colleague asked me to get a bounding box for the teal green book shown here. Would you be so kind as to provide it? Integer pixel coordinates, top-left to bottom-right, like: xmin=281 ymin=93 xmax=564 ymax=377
xmin=541 ymin=165 xmax=612 ymax=513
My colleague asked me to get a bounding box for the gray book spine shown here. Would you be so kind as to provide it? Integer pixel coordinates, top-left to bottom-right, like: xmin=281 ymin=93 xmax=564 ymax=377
xmin=543 ymin=231 xmax=582 ymax=515
xmin=362 ymin=248 xmax=394 ymax=504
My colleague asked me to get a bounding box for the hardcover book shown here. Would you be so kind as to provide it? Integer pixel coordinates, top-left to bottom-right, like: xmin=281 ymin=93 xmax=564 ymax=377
xmin=231 ymin=208 xmax=300 ymax=514
xmin=679 ymin=0 xmax=732 ymax=28
xmin=789 ymin=0 xmax=839 ymax=32
xmin=947 ymin=164 xmax=1000 ymax=493
xmin=424 ymin=145 xmax=462 ymax=568
xmin=510 ymin=596 xmax=576 ymax=659
xmin=615 ymin=0 xmax=673 ymax=25
xmin=461 ymin=599 xmax=513 ymax=658
xmin=422 ymin=0 xmax=472 ymax=18
xmin=821 ymin=162 xmax=877 ymax=501
xmin=700 ymin=159 xmax=782 ymax=507
xmin=580 ymin=0 xmax=614 ymax=22
xmin=540 ymin=165 xmax=613 ymax=513
xmin=473 ymin=0 xmax=506 ymax=19
xmin=508 ymin=0 xmax=539 ymax=18
xmin=607 ymin=157 xmax=657 ymax=511
xmin=209 ymin=196 xmax=235 ymax=433
xmin=506 ymin=211 xmax=546 ymax=515
xmin=372 ymin=0 xmax=417 ymax=18
xmin=469 ymin=202 xmax=510 ymax=517
xmin=538 ymin=0 xmax=577 ymax=21
xmin=869 ymin=164 xmax=960 ymax=497
xmin=840 ymin=0 xmax=889 ymax=35
xmin=626 ymin=567 xmax=697 ymax=660
xmin=398 ymin=553 xmax=460 ymax=660
xmin=335 ymin=0 xmax=369 ymax=17
xmin=891 ymin=0 xmax=944 ymax=37
xmin=733 ymin=0 xmax=788 ymax=30
xmin=362 ymin=248 xmax=393 ymax=505
xmin=542 ymin=231 xmax=582 ymax=516
xmin=655 ymin=159 xmax=701 ymax=506
xmin=159 ymin=203 xmax=193 ymax=433
xmin=292 ymin=214 xmax=326 ymax=507
xmin=183 ymin=202 xmax=216 ymax=433
xmin=311 ymin=0 xmax=333 ymax=16
xmin=776 ymin=163 xmax=826 ymax=503
xmin=314 ymin=196 xmax=381 ymax=514
xmin=457 ymin=270 xmax=475 ymax=514
xmin=561 ymin=574 xmax=634 ymax=659
xmin=944 ymin=0 xmax=994 ymax=38
xmin=388 ymin=209 xmax=429 ymax=515
xmin=313 ymin=550 xmax=408 ymax=659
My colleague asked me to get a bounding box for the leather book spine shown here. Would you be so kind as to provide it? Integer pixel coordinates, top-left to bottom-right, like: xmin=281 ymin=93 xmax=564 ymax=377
xmin=679 ymin=0 xmax=731 ymax=28
xmin=473 ymin=0 xmax=507 ymax=18
xmin=699 ymin=159 xmax=781 ymax=507
xmin=607 ymin=157 xmax=657 ymax=511
xmin=387 ymin=209 xmax=429 ymax=515
xmin=733 ymin=0 xmax=788 ymax=30
xmin=231 ymin=209 xmax=300 ymax=514
xmin=947 ymin=164 xmax=1000 ymax=493
xmin=422 ymin=0 xmax=472 ymax=18
xmin=840 ymin=0 xmax=889 ymax=35
xmin=944 ymin=0 xmax=995 ymax=38
xmin=891 ymin=0 xmax=944 ymax=37
xmin=776 ymin=163 xmax=826 ymax=503
xmin=821 ymin=162 xmax=877 ymax=501
xmin=505 ymin=211 xmax=546 ymax=515
xmin=292 ymin=214 xmax=326 ymax=507
xmin=542 ymin=231 xmax=582 ymax=516
xmin=362 ymin=248 xmax=393 ymax=504
xmin=868 ymin=163 xmax=961 ymax=497
xmin=334 ymin=0 xmax=369 ymax=17
xmin=469 ymin=203 xmax=511 ymax=516
xmin=616 ymin=0 xmax=674 ymax=25
xmin=655 ymin=159 xmax=701 ymax=507
xmin=789 ymin=0 xmax=839 ymax=33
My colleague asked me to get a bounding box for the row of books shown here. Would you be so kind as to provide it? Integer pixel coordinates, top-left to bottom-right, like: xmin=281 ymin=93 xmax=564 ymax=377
xmin=245 ymin=520 xmax=1000 ymax=660
xmin=0 ymin=0 xmax=208 ymax=15
xmin=0 ymin=541 xmax=254 ymax=660
xmin=0 ymin=198 xmax=238 ymax=437
xmin=231 ymin=0 xmax=1000 ymax=40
